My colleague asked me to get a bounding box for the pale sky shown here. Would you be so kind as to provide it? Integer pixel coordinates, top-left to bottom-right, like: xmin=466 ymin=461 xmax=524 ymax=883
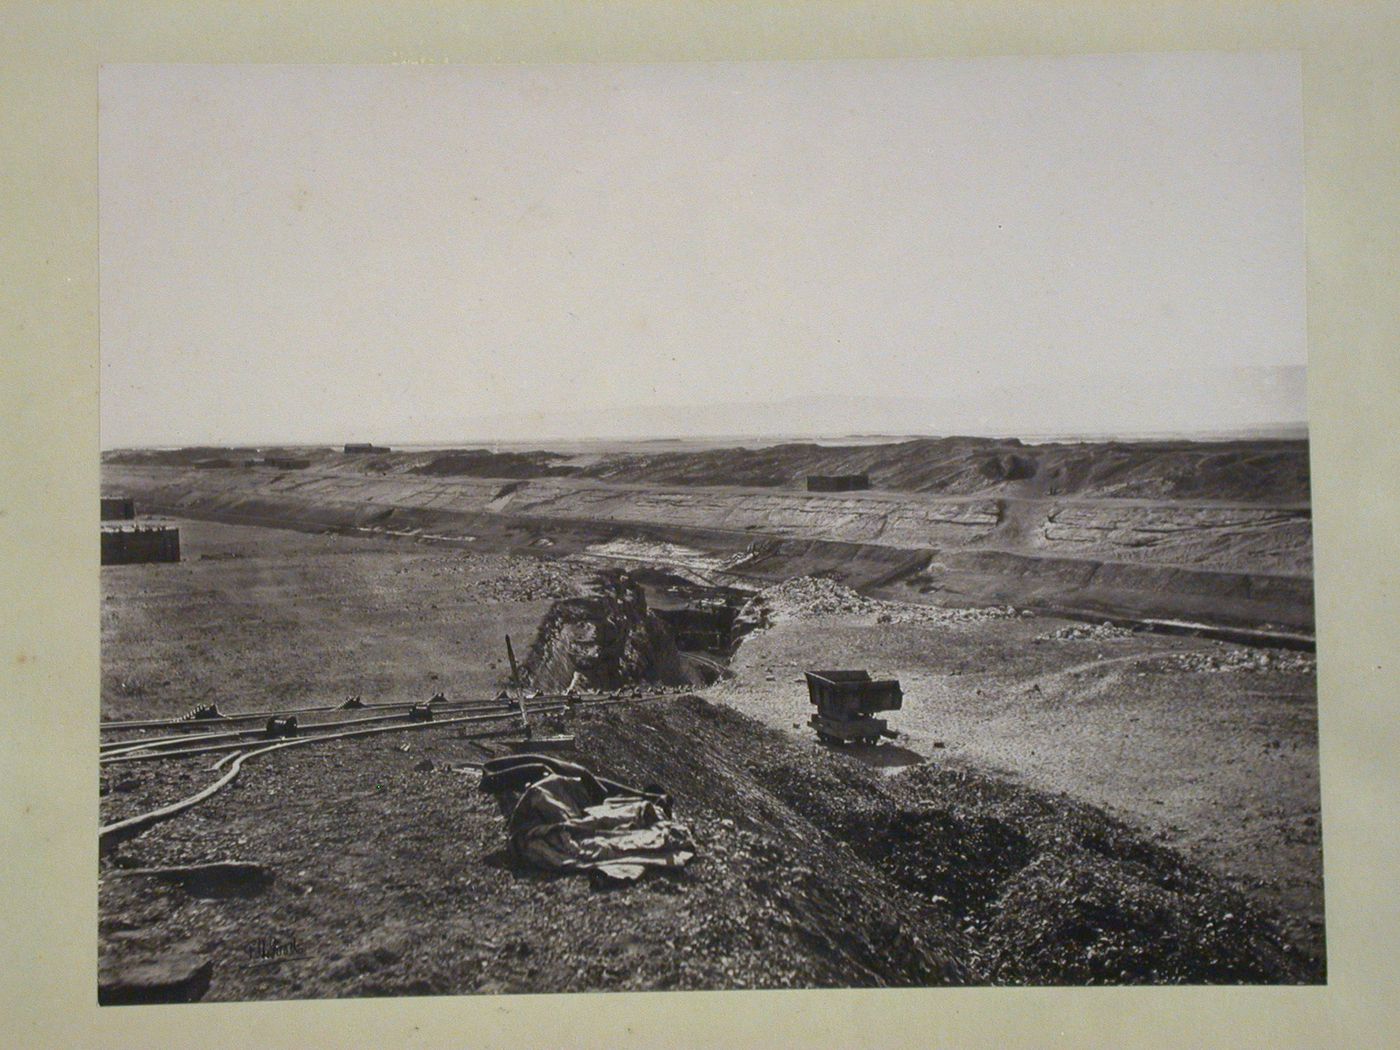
xmin=99 ymin=55 xmax=1304 ymax=447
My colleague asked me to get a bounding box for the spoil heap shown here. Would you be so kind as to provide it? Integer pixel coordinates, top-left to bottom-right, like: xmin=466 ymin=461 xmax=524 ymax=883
xmin=521 ymin=571 xmax=702 ymax=692
xmin=1037 ymin=622 xmax=1138 ymax=642
xmin=575 ymin=695 xmax=1319 ymax=985
xmin=574 ymin=435 xmax=1311 ymax=504
xmin=751 ymin=575 xmax=1019 ymax=627
xmin=1148 ymin=646 xmax=1317 ymax=676
xmin=754 ymin=576 xmax=879 ymax=620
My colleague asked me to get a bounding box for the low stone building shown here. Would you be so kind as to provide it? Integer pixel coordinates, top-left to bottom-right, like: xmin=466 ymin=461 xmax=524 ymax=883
xmin=101 ymin=526 xmax=181 ymax=565
xmin=100 ymin=496 xmax=135 ymax=520
xmin=806 ymin=472 xmax=871 ymax=493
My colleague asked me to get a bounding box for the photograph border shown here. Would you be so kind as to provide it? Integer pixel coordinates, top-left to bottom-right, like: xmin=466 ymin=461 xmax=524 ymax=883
xmin=4 ymin=2 xmax=1398 ymax=1047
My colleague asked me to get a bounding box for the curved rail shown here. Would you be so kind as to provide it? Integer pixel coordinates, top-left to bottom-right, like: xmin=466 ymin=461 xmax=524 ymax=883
xmin=99 ymin=715 xmax=519 ymax=848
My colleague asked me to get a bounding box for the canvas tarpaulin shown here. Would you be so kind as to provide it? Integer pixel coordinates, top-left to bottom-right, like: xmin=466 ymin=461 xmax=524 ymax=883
xmin=481 ymin=755 xmax=695 ymax=881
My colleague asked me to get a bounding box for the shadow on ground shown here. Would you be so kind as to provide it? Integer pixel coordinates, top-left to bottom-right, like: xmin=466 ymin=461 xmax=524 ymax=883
xmin=820 ymin=741 xmax=926 ymax=770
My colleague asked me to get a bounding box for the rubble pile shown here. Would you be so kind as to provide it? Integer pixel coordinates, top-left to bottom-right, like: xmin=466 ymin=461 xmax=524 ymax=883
xmin=754 ymin=575 xmax=1018 ymax=628
xmin=459 ymin=558 xmax=581 ymax=603
xmin=1152 ymin=647 xmax=1316 ymax=676
xmin=1036 ymin=622 xmax=1137 ymax=642
xmin=579 ymin=696 xmax=1316 ymax=985
xmin=873 ymin=603 xmax=1020 ymax=627
xmin=757 ymin=576 xmax=878 ymax=620
xmin=398 ymin=554 xmax=582 ymax=602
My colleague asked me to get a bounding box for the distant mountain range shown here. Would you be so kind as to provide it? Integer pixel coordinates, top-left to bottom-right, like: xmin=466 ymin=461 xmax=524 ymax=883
xmin=423 ymin=365 xmax=1307 ymax=444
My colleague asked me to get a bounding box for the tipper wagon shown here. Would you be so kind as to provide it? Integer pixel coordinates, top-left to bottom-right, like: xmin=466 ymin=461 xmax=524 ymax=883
xmin=804 ymin=670 xmax=902 ymax=745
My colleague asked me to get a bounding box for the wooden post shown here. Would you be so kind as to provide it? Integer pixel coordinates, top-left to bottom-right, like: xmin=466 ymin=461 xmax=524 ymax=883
xmin=505 ymin=635 xmax=520 ymax=690
xmin=505 ymin=635 xmax=528 ymax=733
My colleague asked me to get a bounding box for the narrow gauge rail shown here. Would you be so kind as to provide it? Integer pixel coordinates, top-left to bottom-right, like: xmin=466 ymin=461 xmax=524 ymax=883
xmin=100 ymin=687 xmax=684 ymax=733
xmin=100 ymin=699 xmax=516 ymax=755
xmin=101 ymin=692 xmax=680 ymax=765
xmin=101 ymin=702 xmax=515 ymax=761
xmin=101 ymin=707 xmax=553 ymax=765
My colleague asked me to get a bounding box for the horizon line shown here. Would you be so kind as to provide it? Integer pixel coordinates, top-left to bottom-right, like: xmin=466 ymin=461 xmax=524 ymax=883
xmin=102 ymin=422 xmax=1311 ymax=453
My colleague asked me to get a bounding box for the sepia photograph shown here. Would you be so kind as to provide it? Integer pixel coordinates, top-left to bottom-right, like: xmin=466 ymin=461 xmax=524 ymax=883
xmin=95 ymin=54 xmax=1322 ymax=1004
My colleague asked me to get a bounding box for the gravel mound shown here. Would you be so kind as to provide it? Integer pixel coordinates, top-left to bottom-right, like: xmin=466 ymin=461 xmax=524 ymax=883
xmin=1148 ymin=646 xmax=1316 ymax=676
xmin=757 ymin=576 xmax=879 ymax=619
xmin=394 ymin=553 xmax=582 ymax=602
xmin=458 ymin=559 xmax=581 ymax=603
xmin=1036 ymin=622 xmax=1137 ymax=642
xmin=753 ymin=575 xmax=1018 ymax=628
xmin=874 ymin=604 xmax=1021 ymax=627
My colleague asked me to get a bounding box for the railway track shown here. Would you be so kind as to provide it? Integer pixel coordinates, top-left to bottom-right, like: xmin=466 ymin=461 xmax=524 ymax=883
xmin=101 ymin=696 xmax=499 ymax=733
xmin=100 ymin=708 xmax=515 ymax=756
xmin=100 ymin=687 xmax=685 ymax=734
xmin=102 ymin=706 xmax=555 ymax=765
xmin=99 ymin=699 xmax=520 ymax=756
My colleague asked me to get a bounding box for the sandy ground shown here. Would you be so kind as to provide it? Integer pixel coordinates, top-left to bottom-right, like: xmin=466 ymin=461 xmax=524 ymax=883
xmin=101 ymin=518 xmax=586 ymax=722
xmin=706 ymin=608 xmax=1323 ymax=958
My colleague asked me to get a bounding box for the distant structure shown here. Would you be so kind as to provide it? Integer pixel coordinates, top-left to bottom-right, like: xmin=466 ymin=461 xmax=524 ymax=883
xmin=100 ymin=496 xmax=135 ymax=521
xmin=344 ymin=443 xmax=391 ymax=454
xmin=807 ymin=473 xmax=871 ymax=493
xmin=263 ymin=456 xmax=311 ymax=470
xmin=101 ymin=525 xmax=180 ymax=565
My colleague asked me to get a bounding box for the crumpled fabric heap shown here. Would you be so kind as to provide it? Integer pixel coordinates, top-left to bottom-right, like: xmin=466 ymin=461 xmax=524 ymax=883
xmin=481 ymin=755 xmax=695 ymax=882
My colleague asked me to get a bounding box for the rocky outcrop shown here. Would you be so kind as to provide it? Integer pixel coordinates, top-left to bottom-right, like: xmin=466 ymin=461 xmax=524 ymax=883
xmin=98 ymin=946 xmax=213 ymax=1005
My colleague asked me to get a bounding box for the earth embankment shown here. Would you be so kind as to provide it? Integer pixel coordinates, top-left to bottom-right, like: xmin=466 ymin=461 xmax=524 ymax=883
xmin=572 ymin=435 xmax=1310 ymax=504
xmin=107 ymin=434 xmax=1311 ymax=503
xmin=103 ymin=438 xmax=1313 ymax=632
